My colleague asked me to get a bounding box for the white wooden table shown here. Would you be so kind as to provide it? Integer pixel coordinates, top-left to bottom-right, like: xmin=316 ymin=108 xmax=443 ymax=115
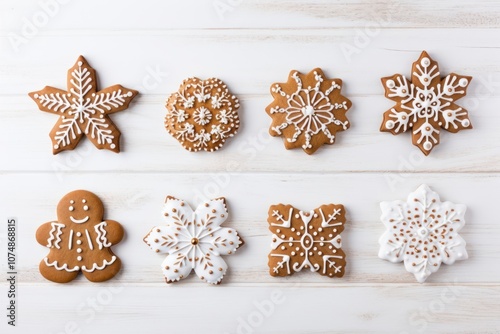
xmin=1 ymin=1 xmax=500 ymax=333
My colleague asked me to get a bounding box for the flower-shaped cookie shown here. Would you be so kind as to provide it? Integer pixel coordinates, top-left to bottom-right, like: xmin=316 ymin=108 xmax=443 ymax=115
xmin=165 ymin=78 xmax=240 ymax=152
xmin=266 ymin=68 xmax=351 ymax=155
xmin=144 ymin=196 xmax=243 ymax=284
xmin=29 ymin=56 xmax=138 ymax=154
xmin=268 ymin=203 xmax=346 ymax=277
xmin=379 ymin=184 xmax=468 ymax=283
xmin=381 ymin=51 xmax=472 ymax=155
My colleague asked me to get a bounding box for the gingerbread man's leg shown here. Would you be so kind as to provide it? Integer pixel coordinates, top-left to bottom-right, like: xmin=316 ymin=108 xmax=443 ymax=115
xmin=39 ymin=260 xmax=79 ymax=283
xmin=82 ymin=257 xmax=122 ymax=282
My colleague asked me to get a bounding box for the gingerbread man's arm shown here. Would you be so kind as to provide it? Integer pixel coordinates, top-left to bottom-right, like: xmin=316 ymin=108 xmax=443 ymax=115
xmin=36 ymin=222 xmax=55 ymax=247
xmin=103 ymin=220 xmax=124 ymax=245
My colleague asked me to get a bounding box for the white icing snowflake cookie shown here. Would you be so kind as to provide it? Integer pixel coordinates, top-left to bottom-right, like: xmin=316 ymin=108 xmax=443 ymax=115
xmin=379 ymin=184 xmax=468 ymax=283
xmin=268 ymin=203 xmax=346 ymax=277
xmin=266 ymin=68 xmax=351 ymax=155
xmin=165 ymin=77 xmax=240 ymax=152
xmin=144 ymin=196 xmax=244 ymax=284
xmin=29 ymin=56 xmax=138 ymax=154
xmin=381 ymin=51 xmax=472 ymax=155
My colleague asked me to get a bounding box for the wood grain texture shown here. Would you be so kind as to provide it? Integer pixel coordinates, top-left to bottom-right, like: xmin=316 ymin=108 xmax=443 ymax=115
xmin=1 ymin=0 xmax=500 ymax=333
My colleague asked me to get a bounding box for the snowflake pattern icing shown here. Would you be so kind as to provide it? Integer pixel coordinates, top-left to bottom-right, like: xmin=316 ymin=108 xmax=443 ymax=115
xmin=29 ymin=56 xmax=138 ymax=154
xmin=268 ymin=203 xmax=346 ymax=278
xmin=165 ymin=78 xmax=240 ymax=152
xmin=144 ymin=196 xmax=243 ymax=284
xmin=378 ymin=184 xmax=468 ymax=283
xmin=381 ymin=51 xmax=472 ymax=155
xmin=266 ymin=68 xmax=351 ymax=155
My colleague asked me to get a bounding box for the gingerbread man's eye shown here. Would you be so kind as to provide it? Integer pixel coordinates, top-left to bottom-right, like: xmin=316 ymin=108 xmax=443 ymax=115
xmin=69 ymin=206 xmax=74 ymax=211
xmin=83 ymin=205 xmax=89 ymax=211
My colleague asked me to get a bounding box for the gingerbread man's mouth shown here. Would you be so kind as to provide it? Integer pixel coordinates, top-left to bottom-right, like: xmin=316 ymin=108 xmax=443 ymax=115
xmin=70 ymin=216 xmax=89 ymax=224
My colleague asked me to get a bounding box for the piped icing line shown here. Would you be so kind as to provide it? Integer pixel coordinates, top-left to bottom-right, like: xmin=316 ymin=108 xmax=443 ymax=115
xmin=46 ymin=222 xmax=65 ymax=249
xmin=68 ymin=229 xmax=74 ymax=250
xmin=85 ymin=229 xmax=94 ymax=250
xmin=94 ymin=222 xmax=111 ymax=250
xmin=81 ymin=256 xmax=116 ymax=272
xmin=44 ymin=257 xmax=80 ymax=272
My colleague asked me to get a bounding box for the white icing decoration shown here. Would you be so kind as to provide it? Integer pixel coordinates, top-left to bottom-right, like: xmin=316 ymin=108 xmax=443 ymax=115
xmin=68 ymin=230 xmax=74 ymax=250
xmin=81 ymin=256 xmax=117 ymax=272
xmin=29 ymin=56 xmax=136 ymax=152
xmin=144 ymin=196 xmax=242 ymax=284
xmin=85 ymin=229 xmax=94 ymax=250
xmin=70 ymin=215 xmax=89 ymax=224
xmin=269 ymin=69 xmax=350 ymax=151
xmin=46 ymin=222 xmax=65 ymax=249
xmin=94 ymin=222 xmax=112 ymax=250
xmin=83 ymin=205 xmax=89 ymax=211
xmin=44 ymin=257 xmax=80 ymax=272
xmin=382 ymin=52 xmax=471 ymax=154
xmin=165 ymin=78 xmax=240 ymax=152
xmin=378 ymin=184 xmax=468 ymax=283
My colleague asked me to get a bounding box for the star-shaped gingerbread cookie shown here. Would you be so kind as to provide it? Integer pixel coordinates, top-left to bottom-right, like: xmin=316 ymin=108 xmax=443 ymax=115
xmin=381 ymin=51 xmax=472 ymax=155
xmin=266 ymin=68 xmax=351 ymax=155
xmin=29 ymin=56 xmax=138 ymax=154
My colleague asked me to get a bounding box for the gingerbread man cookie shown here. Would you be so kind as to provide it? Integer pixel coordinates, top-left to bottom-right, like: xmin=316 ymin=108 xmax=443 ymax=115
xmin=268 ymin=203 xmax=346 ymax=277
xmin=266 ymin=68 xmax=351 ymax=155
xmin=36 ymin=190 xmax=124 ymax=283
xmin=29 ymin=56 xmax=138 ymax=154
xmin=165 ymin=77 xmax=240 ymax=152
xmin=380 ymin=51 xmax=472 ymax=155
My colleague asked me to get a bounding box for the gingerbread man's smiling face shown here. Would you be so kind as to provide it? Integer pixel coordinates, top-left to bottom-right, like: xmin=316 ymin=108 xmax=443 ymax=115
xmin=57 ymin=190 xmax=104 ymax=225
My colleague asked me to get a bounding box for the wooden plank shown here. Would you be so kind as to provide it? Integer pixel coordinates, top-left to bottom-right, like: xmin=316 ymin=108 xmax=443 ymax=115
xmin=2 ymin=285 xmax=499 ymax=333
xmin=2 ymin=172 xmax=499 ymax=284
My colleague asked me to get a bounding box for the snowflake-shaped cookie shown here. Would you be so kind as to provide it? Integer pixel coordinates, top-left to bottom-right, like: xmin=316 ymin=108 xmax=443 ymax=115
xmin=379 ymin=184 xmax=468 ymax=283
xmin=165 ymin=78 xmax=240 ymax=152
xmin=268 ymin=203 xmax=346 ymax=277
xmin=144 ymin=196 xmax=243 ymax=284
xmin=266 ymin=68 xmax=351 ymax=155
xmin=29 ymin=56 xmax=138 ymax=154
xmin=381 ymin=51 xmax=472 ymax=155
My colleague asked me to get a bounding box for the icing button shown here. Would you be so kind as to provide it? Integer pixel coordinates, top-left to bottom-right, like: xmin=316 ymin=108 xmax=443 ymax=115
xmin=77 ymin=256 xmax=82 ymax=261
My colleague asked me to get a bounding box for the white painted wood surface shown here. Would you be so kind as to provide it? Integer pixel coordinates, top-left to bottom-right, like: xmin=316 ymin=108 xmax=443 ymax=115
xmin=1 ymin=1 xmax=500 ymax=333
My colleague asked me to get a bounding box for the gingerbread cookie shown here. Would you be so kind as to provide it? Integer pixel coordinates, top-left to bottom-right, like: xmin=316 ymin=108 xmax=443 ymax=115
xmin=144 ymin=196 xmax=243 ymax=284
xmin=165 ymin=77 xmax=240 ymax=152
xmin=379 ymin=184 xmax=468 ymax=283
xmin=36 ymin=190 xmax=124 ymax=283
xmin=29 ymin=56 xmax=138 ymax=154
xmin=381 ymin=51 xmax=472 ymax=155
xmin=266 ymin=68 xmax=351 ymax=155
xmin=268 ymin=203 xmax=346 ymax=277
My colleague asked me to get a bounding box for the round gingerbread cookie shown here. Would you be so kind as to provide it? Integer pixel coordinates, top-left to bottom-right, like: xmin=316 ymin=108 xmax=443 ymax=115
xmin=165 ymin=77 xmax=240 ymax=152
xmin=36 ymin=190 xmax=124 ymax=283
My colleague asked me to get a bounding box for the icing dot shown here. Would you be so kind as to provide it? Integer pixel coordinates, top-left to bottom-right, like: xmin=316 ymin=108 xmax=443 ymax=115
xmin=34 ymin=93 xmax=39 ymax=98
xmin=77 ymin=240 xmax=82 ymax=245
xmin=421 ymin=57 xmax=430 ymax=67
xmin=70 ymin=200 xmax=75 ymax=204
xmin=78 ymin=61 xmax=83 ymax=66
xmin=110 ymin=144 xmax=116 ymax=149
xmin=77 ymin=256 xmax=82 ymax=261
xmin=295 ymin=214 xmax=300 ymax=219
xmin=82 ymin=199 xmax=86 ymax=203
xmin=459 ymin=78 xmax=468 ymax=87
xmin=385 ymin=120 xmax=395 ymax=129
xmin=54 ymin=144 xmax=59 ymax=149
xmin=69 ymin=206 xmax=74 ymax=211
xmin=461 ymin=119 xmax=470 ymax=127
xmin=83 ymin=205 xmax=89 ymax=211
xmin=76 ymin=232 xmax=81 ymax=237
xmin=386 ymin=80 xmax=395 ymax=88
xmin=127 ymin=92 xmax=133 ymax=97
xmin=423 ymin=141 xmax=433 ymax=150
xmin=77 ymin=248 xmax=82 ymax=253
